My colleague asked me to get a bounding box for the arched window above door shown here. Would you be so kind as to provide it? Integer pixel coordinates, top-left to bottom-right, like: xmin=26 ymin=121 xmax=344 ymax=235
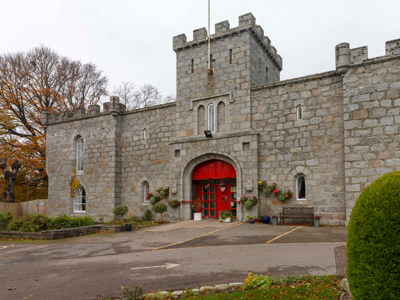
xmin=208 ymin=104 xmax=215 ymax=133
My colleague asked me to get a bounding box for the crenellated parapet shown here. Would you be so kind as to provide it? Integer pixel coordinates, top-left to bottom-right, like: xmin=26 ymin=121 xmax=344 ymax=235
xmin=42 ymin=96 xmax=125 ymax=127
xmin=172 ymin=13 xmax=282 ymax=71
xmin=335 ymin=38 xmax=400 ymax=75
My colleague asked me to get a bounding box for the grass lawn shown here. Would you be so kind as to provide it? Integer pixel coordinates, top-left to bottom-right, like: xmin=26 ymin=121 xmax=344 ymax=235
xmin=143 ymin=275 xmax=343 ymax=300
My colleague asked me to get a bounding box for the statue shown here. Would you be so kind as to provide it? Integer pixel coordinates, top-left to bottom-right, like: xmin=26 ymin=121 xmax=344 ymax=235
xmin=0 ymin=158 xmax=22 ymax=203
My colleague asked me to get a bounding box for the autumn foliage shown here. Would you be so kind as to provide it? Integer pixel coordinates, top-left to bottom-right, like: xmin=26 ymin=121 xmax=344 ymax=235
xmin=0 ymin=45 xmax=108 ymax=202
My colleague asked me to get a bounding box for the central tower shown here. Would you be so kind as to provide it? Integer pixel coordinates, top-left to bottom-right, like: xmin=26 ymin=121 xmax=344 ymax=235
xmin=172 ymin=13 xmax=282 ymax=137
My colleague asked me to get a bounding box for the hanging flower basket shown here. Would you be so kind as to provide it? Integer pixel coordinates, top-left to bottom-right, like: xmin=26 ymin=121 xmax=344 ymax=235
xmin=168 ymin=200 xmax=180 ymax=208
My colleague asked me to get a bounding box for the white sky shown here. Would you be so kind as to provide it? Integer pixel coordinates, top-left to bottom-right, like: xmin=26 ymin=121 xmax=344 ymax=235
xmin=1 ymin=0 xmax=399 ymax=98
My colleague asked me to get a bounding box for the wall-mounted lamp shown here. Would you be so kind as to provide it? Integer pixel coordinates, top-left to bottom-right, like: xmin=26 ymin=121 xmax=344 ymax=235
xmin=204 ymin=130 xmax=213 ymax=138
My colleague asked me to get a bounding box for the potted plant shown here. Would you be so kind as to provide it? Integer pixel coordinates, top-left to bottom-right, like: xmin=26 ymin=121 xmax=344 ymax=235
xmin=219 ymin=209 xmax=233 ymax=223
xmin=257 ymin=215 xmax=262 ymax=223
xmin=152 ymin=203 xmax=168 ymax=221
xmin=314 ymin=215 xmax=321 ymax=227
xmin=191 ymin=198 xmax=202 ymax=221
xmin=168 ymin=200 xmax=180 ymax=208
xmin=113 ymin=205 xmax=131 ymax=231
xmin=262 ymin=216 xmax=270 ymax=224
xmin=284 ymin=188 xmax=295 ymax=199
xmin=271 ymin=215 xmax=278 ymax=226
xmin=245 ymin=215 xmax=254 ymax=224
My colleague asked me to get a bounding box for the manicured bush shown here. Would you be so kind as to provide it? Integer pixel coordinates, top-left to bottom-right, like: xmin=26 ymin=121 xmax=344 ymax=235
xmin=245 ymin=200 xmax=253 ymax=210
xmin=0 ymin=210 xmax=13 ymax=230
xmin=113 ymin=205 xmax=129 ymax=220
xmin=347 ymin=171 xmax=400 ymax=299
xmin=152 ymin=203 xmax=167 ymax=220
xmin=149 ymin=197 xmax=157 ymax=206
xmin=143 ymin=209 xmax=153 ymax=221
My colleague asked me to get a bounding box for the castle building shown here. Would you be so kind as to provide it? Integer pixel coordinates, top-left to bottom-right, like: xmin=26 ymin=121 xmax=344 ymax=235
xmin=43 ymin=13 xmax=400 ymax=225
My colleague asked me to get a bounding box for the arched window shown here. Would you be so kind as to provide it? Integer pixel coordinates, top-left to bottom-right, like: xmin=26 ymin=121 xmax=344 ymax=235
xmin=297 ymin=105 xmax=303 ymax=120
xmin=142 ymin=181 xmax=149 ymax=202
xmin=208 ymin=104 xmax=215 ymax=133
xmin=217 ymin=102 xmax=226 ymax=132
xmin=76 ymin=137 xmax=83 ymax=172
xmin=74 ymin=185 xmax=86 ymax=212
xmin=198 ymin=105 xmax=205 ymax=134
xmin=297 ymin=176 xmax=306 ymax=200
xmin=143 ymin=128 xmax=147 ymax=140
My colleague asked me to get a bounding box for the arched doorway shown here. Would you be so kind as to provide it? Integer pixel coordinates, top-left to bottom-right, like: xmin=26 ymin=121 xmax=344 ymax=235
xmin=192 ymin=160 xmax=237 ymax=218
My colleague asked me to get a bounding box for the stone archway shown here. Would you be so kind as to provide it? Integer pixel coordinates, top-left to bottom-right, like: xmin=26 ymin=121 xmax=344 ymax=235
xmin=180 ymin=152 xmax=243 ymax=221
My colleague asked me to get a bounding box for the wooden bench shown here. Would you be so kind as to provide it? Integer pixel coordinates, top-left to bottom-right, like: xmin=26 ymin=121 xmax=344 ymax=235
xmin=280 ymin=207 xmax=314 ymax=225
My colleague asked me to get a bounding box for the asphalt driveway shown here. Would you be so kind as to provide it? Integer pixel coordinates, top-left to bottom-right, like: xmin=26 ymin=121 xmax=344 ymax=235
xmin=0 ymin=220 xmax=347 ymax=300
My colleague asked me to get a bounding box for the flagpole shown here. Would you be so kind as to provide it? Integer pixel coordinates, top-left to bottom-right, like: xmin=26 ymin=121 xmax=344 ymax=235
xmin=208 ymin=0 xmax=211 ymax=71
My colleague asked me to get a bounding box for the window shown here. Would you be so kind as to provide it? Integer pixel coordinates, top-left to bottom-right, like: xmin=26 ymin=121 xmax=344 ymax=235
xmin=142 ymin=181 xmax=149 ymax=202
xmin=198 ymin=105 xmax=205 ymax=134
xmin=76 ymin=137 xmax=83 ymax=172
xmin=191 ymin=59 xmax=194 ymax=73
xmin=143 ymin=128 xmax=147 ymax=140
xmin=74 ymin=185 xmax=86 ymax=212
xmin=208 ymin=104 xmax=215 ymax=133
xmin=297 ymin=106 xmax=303 ymax=120
xmin=229 ymin=49 xmax=232 ymax=64
xmin=297 ymin=176 xmax=306 ymax=200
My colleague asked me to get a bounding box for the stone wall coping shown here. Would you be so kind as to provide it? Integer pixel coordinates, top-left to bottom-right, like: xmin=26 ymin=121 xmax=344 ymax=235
xmin=188 ymin=92 xmax=233 ymax=110
xmin=170 ymin=129 xmax=259 ymax=145
xmin=251 ymin=70 xmax=338 ymax=91
xmin=0 ymin=225 xmax=124 ymax=240
xmin=121 ymin=102 xmax=176 ymax=116
xmin=173 ymin=25 xmax=282 ymax=70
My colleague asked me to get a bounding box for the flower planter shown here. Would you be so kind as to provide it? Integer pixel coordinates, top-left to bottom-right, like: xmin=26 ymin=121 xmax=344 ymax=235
xmin=262 ymin=216 xmax=270 ymax=224
xmin=222 ymin=217 xmax=232 ymax=223
xmin=194 ymin=212 xmax=202 ymax=221
xmin=271 ymin=217 xmax=278 ymax=226
xmin=124 ymin=224 xmax=133 ymax=232
xmin=249 ymin=220 xmax=255 ymax=224
xmin=314 ymin=218 xmax=320 ymax=227
xmin=254 ymin=219 xmax=258 ymax=223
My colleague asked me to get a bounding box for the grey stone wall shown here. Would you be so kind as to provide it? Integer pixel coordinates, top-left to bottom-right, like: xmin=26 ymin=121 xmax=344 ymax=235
xmin=342 ymin=40 xmax=400 ymax=224
xmin=252 ymin=74 xmax=346 ymax=225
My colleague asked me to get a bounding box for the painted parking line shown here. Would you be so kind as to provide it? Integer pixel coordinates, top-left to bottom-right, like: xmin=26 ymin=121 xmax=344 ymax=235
xmin=151 ymin=222 xmax=244 ymax=251
xmin=265 ymin=226 xmax=302 ymax=244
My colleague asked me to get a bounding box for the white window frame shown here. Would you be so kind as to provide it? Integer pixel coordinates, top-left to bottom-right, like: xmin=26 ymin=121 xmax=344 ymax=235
xmin=76 ymin=137 xmax=83 ymax=172
xmin=297 ymin=105 xmax=303 ymax=120
xmin=208 ymin=104 xmax=215 ymax=133
xmin=74 ymin=185 xmax=86 ymax=212
xmin=296 ymin=175 xmax=306 ymax=200
xmin=143 ymin=181 xmax=149 ymax=202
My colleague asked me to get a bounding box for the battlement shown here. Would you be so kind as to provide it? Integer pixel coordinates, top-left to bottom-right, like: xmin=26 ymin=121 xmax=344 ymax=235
xmin=335 ymin=38 xmax=400 ymax=74
xmin=41 ymin=96 xmax=126 ymax=127
xmin=173 ymin=13 xmax=282 ymax=70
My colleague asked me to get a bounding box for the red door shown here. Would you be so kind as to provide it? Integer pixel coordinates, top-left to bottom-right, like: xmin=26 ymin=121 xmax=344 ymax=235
xmin=193 ymin=160 xmax=237 ymax=218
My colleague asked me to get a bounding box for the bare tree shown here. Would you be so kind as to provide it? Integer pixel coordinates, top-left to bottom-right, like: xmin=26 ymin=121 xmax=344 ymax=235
xmin=0 ymin=45 xmax=108 ymax=202
xmin=113 ymin=82 xmax=176 ymax=110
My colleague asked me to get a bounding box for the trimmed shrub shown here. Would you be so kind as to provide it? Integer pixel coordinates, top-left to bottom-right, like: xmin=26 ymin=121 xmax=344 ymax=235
xmin=152 ymin=203 xmax=167 ymax=220
xmin=113 ymin=205 xmax=129 ymax=220
xmin=0 ymin=210 xmax=13 ymax=230
xmin=143 ymin=209 xmax=153 ymax=221
xmin=347 ymin=171 xmax=400 ymax=299
xmin=149 ymin=197 xmax=157 ymax=206
xmin=52 ymin=214 xmax=94 ymax=229
xmin=7 ymin=214 xmax=53 ymax=232
xmin=245 ymin=200 xmax=253 ymax=210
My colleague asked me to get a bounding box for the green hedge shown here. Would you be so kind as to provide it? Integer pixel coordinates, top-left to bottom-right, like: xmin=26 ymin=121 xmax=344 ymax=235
xmin=0 ymin=212 xmax=95 ymax=232
xmin=347 ymin=171 xmax=400 ymax=299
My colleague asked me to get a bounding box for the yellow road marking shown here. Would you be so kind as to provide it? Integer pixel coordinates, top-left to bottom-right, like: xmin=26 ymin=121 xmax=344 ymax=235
xmin=151 ymin=222 xmax=244 ymax=251
xmin=265 ymin=226 xmax=302 ymax=244
xmin=146 ymin=241 xmax=346 ymax=252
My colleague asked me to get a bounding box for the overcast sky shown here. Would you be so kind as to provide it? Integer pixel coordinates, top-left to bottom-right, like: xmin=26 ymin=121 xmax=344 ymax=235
xmin=1 ymin=0 xmax=399 ymax=98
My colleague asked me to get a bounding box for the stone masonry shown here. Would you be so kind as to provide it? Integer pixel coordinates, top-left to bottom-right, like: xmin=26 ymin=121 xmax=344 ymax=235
xmin=44 ymin=13 xmax=400 ymax=225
